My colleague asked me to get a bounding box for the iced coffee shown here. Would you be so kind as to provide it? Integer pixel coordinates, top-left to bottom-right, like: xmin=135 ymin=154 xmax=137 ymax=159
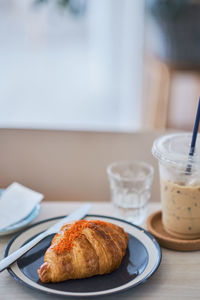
xmin=160 ymin=179 xmax=200 ymax=239
xmin=152 ymin=133 xmax=200 ymax=239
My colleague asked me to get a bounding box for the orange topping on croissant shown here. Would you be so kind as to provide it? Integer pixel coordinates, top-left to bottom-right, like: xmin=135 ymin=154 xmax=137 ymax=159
xmin=52 ymin=220 xmax=113 ymax=254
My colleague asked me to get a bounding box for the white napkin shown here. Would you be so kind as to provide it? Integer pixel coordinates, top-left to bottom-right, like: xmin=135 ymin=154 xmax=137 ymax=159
xmin=0 ymin=182 xmax=43 ymax=230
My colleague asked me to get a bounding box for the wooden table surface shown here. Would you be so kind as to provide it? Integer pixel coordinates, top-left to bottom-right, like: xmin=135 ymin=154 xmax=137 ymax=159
xmin=0 ymin=201 xmax=200 ymax=300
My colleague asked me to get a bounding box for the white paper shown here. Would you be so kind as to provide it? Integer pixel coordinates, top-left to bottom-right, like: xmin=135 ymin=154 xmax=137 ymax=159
xmin=0 ymin=182 xmax=43 ymax=230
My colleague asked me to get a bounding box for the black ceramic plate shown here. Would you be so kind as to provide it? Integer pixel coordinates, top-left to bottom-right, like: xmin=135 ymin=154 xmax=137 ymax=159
xmin=4 ymin=215 xmax=162 ymax=297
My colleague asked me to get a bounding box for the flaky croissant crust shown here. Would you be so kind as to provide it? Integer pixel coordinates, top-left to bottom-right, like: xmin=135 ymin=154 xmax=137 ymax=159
xmin=38 ymin=220 xmax=129 ymax=283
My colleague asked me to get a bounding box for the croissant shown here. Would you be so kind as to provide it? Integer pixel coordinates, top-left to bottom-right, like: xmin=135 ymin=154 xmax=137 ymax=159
xmin=38 ymin=219 xmax=129 ymax=283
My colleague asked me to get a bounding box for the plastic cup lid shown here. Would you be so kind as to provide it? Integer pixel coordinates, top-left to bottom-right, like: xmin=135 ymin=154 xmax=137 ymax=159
xmin=152 ymin=132 xmax=200 ymax=166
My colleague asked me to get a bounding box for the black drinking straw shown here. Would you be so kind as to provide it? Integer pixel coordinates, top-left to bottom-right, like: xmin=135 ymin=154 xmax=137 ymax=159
xmin=186 ymin=98 xmax=200 ymax=174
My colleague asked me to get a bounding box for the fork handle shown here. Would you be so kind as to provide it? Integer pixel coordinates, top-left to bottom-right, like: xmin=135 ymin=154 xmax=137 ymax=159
xmin=0 ymin=231 xmax=48 ymax=272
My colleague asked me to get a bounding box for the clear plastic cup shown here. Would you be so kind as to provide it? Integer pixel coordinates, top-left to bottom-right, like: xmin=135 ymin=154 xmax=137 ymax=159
xmin=152 ymin=133 xmax=200 ymax=239
xmin=107 ymin=161 xmax=154 ymax=225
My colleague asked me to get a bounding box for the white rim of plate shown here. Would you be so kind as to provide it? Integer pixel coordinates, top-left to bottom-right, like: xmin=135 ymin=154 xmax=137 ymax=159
xmin=5 ymin=215 xmax=162 ymax=297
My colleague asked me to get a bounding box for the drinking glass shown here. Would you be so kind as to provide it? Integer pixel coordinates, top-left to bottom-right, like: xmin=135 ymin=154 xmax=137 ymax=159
xmin=107 ymin=161 xmax=154 ymax=225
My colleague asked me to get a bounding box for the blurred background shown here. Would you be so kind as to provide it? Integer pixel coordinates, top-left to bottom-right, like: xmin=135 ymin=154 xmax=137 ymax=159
xmin=1 ymin=0 xmax=200 ymax=132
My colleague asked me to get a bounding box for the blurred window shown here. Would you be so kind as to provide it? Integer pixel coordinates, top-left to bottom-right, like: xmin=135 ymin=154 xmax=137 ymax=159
xmin=0 ymin=0 xmax=144 ymax=131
